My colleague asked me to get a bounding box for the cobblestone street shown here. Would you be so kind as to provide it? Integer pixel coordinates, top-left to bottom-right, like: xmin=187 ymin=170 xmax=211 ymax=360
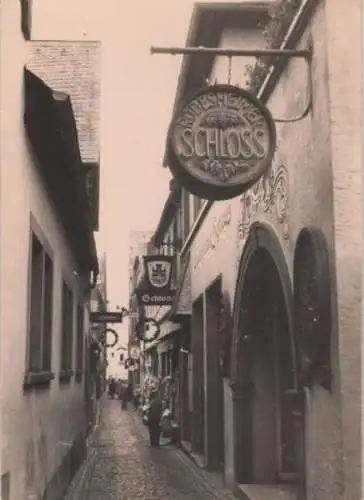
xmin=64 ymin=398 xmax=236 ymax=500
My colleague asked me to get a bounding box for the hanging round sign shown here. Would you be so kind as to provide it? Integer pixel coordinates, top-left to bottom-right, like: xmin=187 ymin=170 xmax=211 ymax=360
xmin=167 ymin=84 xmax=276 ymax=201
xmin=102 ymin=328 xmax=118 ymax=348
xmin=142 ymin=318 xmax=160 ymax=343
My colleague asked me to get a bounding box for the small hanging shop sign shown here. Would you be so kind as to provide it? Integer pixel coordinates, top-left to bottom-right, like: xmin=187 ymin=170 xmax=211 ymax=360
xmin=136 ymin=292 xmax=174 ymax=307
xmin=167 ymin=84 xmax=276 ymax=201
xmin=90 ymin=311 xmax=123 ymax=323
xmin=130 ymin=346 xmax=141 ymax=360
xmin=136 ymin=255 xmax=175 ymax=306
xmin=125 ymin=358 xmax=140 ymax=371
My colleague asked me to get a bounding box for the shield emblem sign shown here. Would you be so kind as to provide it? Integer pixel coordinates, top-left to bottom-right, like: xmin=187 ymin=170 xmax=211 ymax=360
xmin=130 ymin=346 xmax=140 ymax=360
xmin=146 ymin=259 xmax=172 ymax=289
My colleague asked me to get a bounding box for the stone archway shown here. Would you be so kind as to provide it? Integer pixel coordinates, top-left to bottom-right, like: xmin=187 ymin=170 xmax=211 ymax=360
xmin=230 ymin=223 xmax=300 ymax=487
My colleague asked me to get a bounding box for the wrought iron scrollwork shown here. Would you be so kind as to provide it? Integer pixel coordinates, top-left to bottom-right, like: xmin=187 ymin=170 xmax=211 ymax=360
xmin=99 ymin=328 xmax=119 ymax=348
xmin=137 ymin=318 xmax=160 ymax=343
xmin=237 ymin=163 xmax=290 ymax=242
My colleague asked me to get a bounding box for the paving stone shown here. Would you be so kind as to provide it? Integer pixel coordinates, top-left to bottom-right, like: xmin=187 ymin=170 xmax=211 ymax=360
xmin=64 ymin=398 xmax=235 ymax=500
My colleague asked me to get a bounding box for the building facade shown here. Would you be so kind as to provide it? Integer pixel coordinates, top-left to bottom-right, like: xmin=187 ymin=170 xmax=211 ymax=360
xmin=88 ymin=253 xmax=108 ymax=431
xmin=127 ymin=231 xmax=156 ymax=390
xmin=128 ymin=180 xmax=192 ymax=428
xmin=0 ymin=4 xmax=101 ymax=500
xmin=156 ymin=2 xmax=362 ymax=500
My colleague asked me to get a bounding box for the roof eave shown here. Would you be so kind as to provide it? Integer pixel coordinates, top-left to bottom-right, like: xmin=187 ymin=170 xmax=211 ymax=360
xmin=151 ymin=180 xmax=181 ymax=247
xmin=24 ymin=68 xmax=98 ymax=272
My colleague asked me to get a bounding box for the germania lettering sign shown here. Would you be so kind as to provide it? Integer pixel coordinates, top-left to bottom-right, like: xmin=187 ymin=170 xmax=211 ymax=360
xmin=167 ymin=84 xmax=276 ymax=201
xmin=137 ymin=292 xmax=174 ymax=307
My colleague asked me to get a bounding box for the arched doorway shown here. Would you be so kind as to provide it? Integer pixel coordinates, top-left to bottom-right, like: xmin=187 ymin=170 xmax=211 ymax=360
xmin=231 ymin=224 xmax=298 ymax=486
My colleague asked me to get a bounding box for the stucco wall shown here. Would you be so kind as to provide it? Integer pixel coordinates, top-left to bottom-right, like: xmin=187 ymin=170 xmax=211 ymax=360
xmin=0 ymin=3 xmax=89 ymax=499
xmin=188 ymin=3 xmax=361 ymax=498
xmin=323 ymin=1 xmax=362 ymax=499
xmin=264 ymin=7 xmax=344 ymax=497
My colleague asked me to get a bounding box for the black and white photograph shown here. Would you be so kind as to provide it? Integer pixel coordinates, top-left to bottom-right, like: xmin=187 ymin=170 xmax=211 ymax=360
xmin=0 ymin=1 xmax=362 ymax=499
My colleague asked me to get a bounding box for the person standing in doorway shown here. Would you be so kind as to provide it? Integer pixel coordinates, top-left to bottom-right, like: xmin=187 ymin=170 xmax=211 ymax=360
xmin=147 ymin=390 xmax=162 ymax=448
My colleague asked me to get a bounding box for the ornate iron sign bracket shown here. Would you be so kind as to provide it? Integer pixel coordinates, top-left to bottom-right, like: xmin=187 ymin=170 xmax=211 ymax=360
xmin=150 ymin=46 xmax=311 ymax=58
xmin=151 ymin=44 xmax=313 ymax=125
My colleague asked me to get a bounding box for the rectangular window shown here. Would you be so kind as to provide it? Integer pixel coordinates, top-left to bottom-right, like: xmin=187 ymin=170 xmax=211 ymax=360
xmin=75 ymin=304 xmax=84 ymax=377
xmin=60 ymin=280 xmax=74 ymax=376
xmin=27 ymin=233 xmax=54 ymax=374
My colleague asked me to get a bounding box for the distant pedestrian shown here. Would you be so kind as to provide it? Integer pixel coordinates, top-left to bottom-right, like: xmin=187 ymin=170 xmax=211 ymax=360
xmin=147 ymin=390 xmax=162 ymax=448
xmin=125 ymin=383 xmax=133 ymax=403
xmin=120 ymin=385 xmax=127 ymax=409
xmin=116 ymin=378 xmax=122 ymax=398
xmin=121 ymin=383 xmax=132 ymax=410
xmin=108 ymin=377 xmax=116 ymax=399
xmin=132 ymin=386 xmax=141 ymax=411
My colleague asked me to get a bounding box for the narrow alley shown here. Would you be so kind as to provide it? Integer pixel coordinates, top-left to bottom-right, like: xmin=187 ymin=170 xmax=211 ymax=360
xmin=64 ymin=397 xmax=235 ymax=500
xmin=1 ymin=2 xmax=362 ymax=500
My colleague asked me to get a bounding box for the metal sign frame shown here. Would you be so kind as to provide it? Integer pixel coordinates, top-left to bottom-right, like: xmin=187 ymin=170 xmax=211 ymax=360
xmin=167 ymin=84 xmax=277 ymax=200
xmin=90 ymin=311 xmax=123 ymax=323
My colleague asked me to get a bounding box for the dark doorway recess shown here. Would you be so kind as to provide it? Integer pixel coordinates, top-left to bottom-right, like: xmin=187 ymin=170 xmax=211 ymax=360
xmin=191 ymin=297 xmax=205 ymax=455
xmin=231 ymin=224 xmax=305 ymax=497
xmin=294 ymin=226 xmax=332 ymax=391
xmin=205 ymin=278 xmax=225 ymax=470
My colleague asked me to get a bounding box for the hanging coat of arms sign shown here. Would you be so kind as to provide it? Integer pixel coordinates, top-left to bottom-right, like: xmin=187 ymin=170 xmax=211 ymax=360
xmin=145 ymin=256 xmax=172 ymax=289
xmin=136 ymin=255 xmax=175 ymax=306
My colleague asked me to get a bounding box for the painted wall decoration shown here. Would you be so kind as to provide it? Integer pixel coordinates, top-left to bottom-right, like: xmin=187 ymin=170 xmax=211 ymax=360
xmin=236 ymin=162 xmax=289 ymax=258
xmin=167 ymin=84 xmax=276 ymax=200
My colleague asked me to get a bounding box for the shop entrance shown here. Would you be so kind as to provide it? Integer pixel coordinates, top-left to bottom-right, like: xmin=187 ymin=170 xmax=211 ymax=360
xmin=232 ymin=224 xmax=298 ymax=486
xmin=192 ymin=297 xmax=205 ymax=455
xmin=205 ymin=278 xmax=225 ymax=470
